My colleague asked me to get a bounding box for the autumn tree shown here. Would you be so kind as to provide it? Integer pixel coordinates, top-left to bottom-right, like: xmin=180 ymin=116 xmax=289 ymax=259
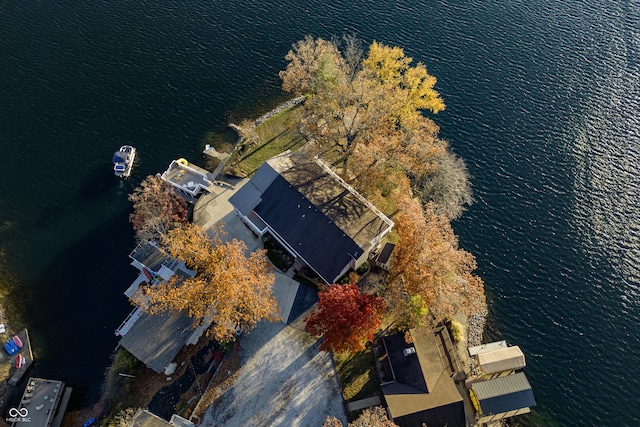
xmin=388 ymin=198 xmax=486 ymax=320
xmin=322 ymin=407 xmax=398 ymax=427
xmin=414 ymin=151 xmax=473 ymax=220
xmin=322 ymin=416 xmax=344 ymax=427
xmin=128 ymin=175 xmax=188 ymax=243
xmin=280 ymin=36 xmax=445 ymax=173
xmin=305 ymin=283 xmax=386 ymax=353
xmin=131 ymin=223 xmax=279 ymax=342
xmin=349 ymin=406 xmax=398 ymax=427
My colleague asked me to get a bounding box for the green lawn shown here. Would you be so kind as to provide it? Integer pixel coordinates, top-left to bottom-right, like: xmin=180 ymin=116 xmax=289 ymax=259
xmin=333 ymin=347 xmax=380 ymax=402
xmin=225 ymin=104 xmax=306 ymax=177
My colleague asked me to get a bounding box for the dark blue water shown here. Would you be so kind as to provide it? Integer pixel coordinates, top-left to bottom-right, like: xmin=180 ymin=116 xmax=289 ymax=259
xmin=1 ymin=1 xmax=638 ymax=425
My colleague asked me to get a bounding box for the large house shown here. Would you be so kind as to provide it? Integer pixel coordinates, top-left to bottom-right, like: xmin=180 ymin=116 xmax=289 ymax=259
xmin=229 ymin=151 xmax=394 ymax=284
xmin=379 ymin=329 xmax=466 ymax=427
xmin=116 ymin=241 xmax=207 ymax=375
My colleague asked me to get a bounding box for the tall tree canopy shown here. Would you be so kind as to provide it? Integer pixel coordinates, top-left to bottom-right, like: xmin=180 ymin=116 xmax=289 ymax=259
xmin=131 ymin=224 xmax=279 ymax=342
xmin=280 ymin=36 xmax=471 ymax=218
xmin=280 ymin=36 xmax=445 ymax=174
xmin=305 ymin=283 xmax=386 ymax=353
xmin=388 ymin=198 xmax=486 ymax=320
xmin=128 ymin=175 xmax=188 ymax=243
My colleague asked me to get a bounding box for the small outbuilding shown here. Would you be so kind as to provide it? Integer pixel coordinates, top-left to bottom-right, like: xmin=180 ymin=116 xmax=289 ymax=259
xmin=477 ymin=345 xmax=526 ymax=375
xmin=470 ymin=372 xmax=536 ymax=417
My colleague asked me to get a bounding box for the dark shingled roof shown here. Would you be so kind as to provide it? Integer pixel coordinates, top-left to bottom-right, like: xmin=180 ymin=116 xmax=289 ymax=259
xmin=472 ymin=372 xmax=536 ymax=415
xmin=254 ymin=175 xmax=362 ymax=284
xmin=119 ymin=270 xmax=196 ymax=374
xmin=381 ymin=330 xmax=465 ymax=427
xmin=376 ymin=242 xmax=396 ymax=264
xmin=119 ymin=310 xmax=195 ymax=374
xmin=228 ymin=161 xmax=279 ymax=216
xmin=230 ymin=152 xmax=393 ymax=284
xmin=278 ymin=160 xmax=389 ymax=248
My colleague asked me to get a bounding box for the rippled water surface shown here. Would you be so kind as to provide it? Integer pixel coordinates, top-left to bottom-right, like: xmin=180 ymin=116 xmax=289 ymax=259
xmin=1 ymin=0 xmax=638 ymax=424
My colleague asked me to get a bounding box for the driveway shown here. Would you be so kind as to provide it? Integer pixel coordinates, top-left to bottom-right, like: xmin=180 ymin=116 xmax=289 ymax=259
xmin=199 ymin=317 xmax=346 ymax=427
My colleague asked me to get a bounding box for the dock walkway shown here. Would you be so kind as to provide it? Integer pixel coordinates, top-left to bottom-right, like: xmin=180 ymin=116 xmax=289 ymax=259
xmin=8 ymin=329 xmax=34 ymax=386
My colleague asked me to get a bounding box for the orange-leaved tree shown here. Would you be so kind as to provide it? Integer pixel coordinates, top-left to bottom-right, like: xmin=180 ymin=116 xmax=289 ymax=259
xmin=131 ymin=223 xmax=279 ymax=342
xmin=388 ymin=197 xmax=486 ymax=321
xmin=305 ymin=283 xmax=386 ymax=353
xmin=128 ymin=175 xmax=188 ymax=243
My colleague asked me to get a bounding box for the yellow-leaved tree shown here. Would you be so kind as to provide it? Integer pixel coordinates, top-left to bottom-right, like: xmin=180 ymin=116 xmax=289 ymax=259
xmin=131 ymin=223 xmax=279 ymax=342
xmin=280 ymin=36 xmax=445 ymax=174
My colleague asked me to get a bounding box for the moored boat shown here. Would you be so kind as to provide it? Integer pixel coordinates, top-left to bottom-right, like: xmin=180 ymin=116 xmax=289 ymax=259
xmin=12 ymin=335 xmax=23 ymax=349
xmin=15 ymin=354 xmax=24 ymax=369
xmin=4 ymin=339 xmax=18 ymax=355
xmin=83 ymin=417 xmax=96 ymax=427
xmin=112 ymin=145 xmax=136 ymax=178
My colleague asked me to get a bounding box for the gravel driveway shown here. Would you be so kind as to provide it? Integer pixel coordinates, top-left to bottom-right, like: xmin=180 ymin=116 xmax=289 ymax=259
xmin=200 ymin=318 xmax=347 ymax=427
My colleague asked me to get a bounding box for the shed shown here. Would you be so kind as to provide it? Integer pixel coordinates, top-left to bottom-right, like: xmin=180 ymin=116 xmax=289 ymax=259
xmin=375 ymin=243 xmax=396 ymax=271
xmin=471 ymin=372 xmax=536 ymax=416
xmin=477 ymin=345 xmax=526 ymax=374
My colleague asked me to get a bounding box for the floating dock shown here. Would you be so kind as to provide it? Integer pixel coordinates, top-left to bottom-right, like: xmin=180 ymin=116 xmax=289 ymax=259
xmin=8 ymin=329 xmax=34 ymax=386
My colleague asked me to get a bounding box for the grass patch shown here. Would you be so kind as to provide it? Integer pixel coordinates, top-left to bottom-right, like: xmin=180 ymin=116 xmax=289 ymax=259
xmin=226 ymin=105 xmax=305 ymax=177
xmin=99 ymin=349 xmax=161 ymax=422
xmin=334 ymin=347 xmax=380 ymax=402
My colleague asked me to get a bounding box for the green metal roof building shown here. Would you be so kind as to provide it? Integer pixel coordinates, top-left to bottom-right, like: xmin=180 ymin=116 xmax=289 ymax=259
xmin=471 ymin=372 xmax=536 ymax=416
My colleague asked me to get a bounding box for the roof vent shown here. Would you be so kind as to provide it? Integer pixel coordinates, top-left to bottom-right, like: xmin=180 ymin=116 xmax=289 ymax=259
xmin=403 ymin=347 xmax=416 ymax=357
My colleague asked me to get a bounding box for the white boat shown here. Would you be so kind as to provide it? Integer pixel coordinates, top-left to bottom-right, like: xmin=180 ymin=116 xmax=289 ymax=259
xmin=112 ymin=145 xmax=136 ymax=178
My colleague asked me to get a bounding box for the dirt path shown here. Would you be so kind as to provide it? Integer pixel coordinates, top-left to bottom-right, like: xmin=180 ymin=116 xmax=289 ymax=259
xmin=200 ymin=320 xmax=346 ymax=427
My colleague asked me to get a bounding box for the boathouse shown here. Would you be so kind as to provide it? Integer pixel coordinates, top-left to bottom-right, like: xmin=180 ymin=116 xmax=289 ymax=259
xmin=470 ymin=372 xmax=536 ymax=421
xmin=229 ymin=151 xmax=394 ymax=284
xmin=477 ymin=345 xmax=526 ymax=375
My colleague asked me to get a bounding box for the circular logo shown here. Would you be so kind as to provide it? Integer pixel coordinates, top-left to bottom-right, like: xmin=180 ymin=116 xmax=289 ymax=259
xmin=8 ymin=408 xmax=28 ymax=417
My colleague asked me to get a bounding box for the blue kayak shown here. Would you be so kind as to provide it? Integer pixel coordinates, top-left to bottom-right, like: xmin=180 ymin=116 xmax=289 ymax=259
xmin=83 ymin=418 xmax=96 ymax=427
xmin=4 ymin=340 xmax=18 ymax=355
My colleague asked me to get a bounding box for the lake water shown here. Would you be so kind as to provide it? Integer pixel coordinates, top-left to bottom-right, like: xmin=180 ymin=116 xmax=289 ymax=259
xmin=0 ymin=0 xmax=638 ymax=425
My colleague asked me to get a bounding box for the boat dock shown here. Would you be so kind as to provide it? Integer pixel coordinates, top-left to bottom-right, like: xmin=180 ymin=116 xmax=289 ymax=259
xmin=7 ymin=329 xmax=34 ymax=386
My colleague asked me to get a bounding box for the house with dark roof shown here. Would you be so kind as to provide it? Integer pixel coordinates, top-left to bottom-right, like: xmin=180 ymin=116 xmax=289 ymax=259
xmin=229 ymin=151 xmax=394 ymax=284
xmin=116 ymin=242 xmax=206 ymax=375
xmin=379 ymin=329 xmax=465 ymax=427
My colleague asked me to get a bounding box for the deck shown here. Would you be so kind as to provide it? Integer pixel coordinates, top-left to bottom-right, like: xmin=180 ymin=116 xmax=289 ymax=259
xmin=160 ymin=159 xmax=215 ymax=200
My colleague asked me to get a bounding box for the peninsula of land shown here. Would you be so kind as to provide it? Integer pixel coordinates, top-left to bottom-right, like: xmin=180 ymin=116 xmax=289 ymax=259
xmin=5 ymin=37 xmax=536 ymax=427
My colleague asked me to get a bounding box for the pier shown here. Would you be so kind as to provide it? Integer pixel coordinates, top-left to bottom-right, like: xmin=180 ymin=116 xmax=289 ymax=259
xmin=9 ymin=329 xmax=34 ymax=386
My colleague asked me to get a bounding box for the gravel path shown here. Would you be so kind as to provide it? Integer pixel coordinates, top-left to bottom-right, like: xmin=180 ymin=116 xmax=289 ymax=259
xmin=200 ymin=319 xmax=346 ymax=427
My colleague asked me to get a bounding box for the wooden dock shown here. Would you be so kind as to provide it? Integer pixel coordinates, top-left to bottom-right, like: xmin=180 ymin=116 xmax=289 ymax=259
xmin=9 ymin=329 xmax=34 ymax=386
